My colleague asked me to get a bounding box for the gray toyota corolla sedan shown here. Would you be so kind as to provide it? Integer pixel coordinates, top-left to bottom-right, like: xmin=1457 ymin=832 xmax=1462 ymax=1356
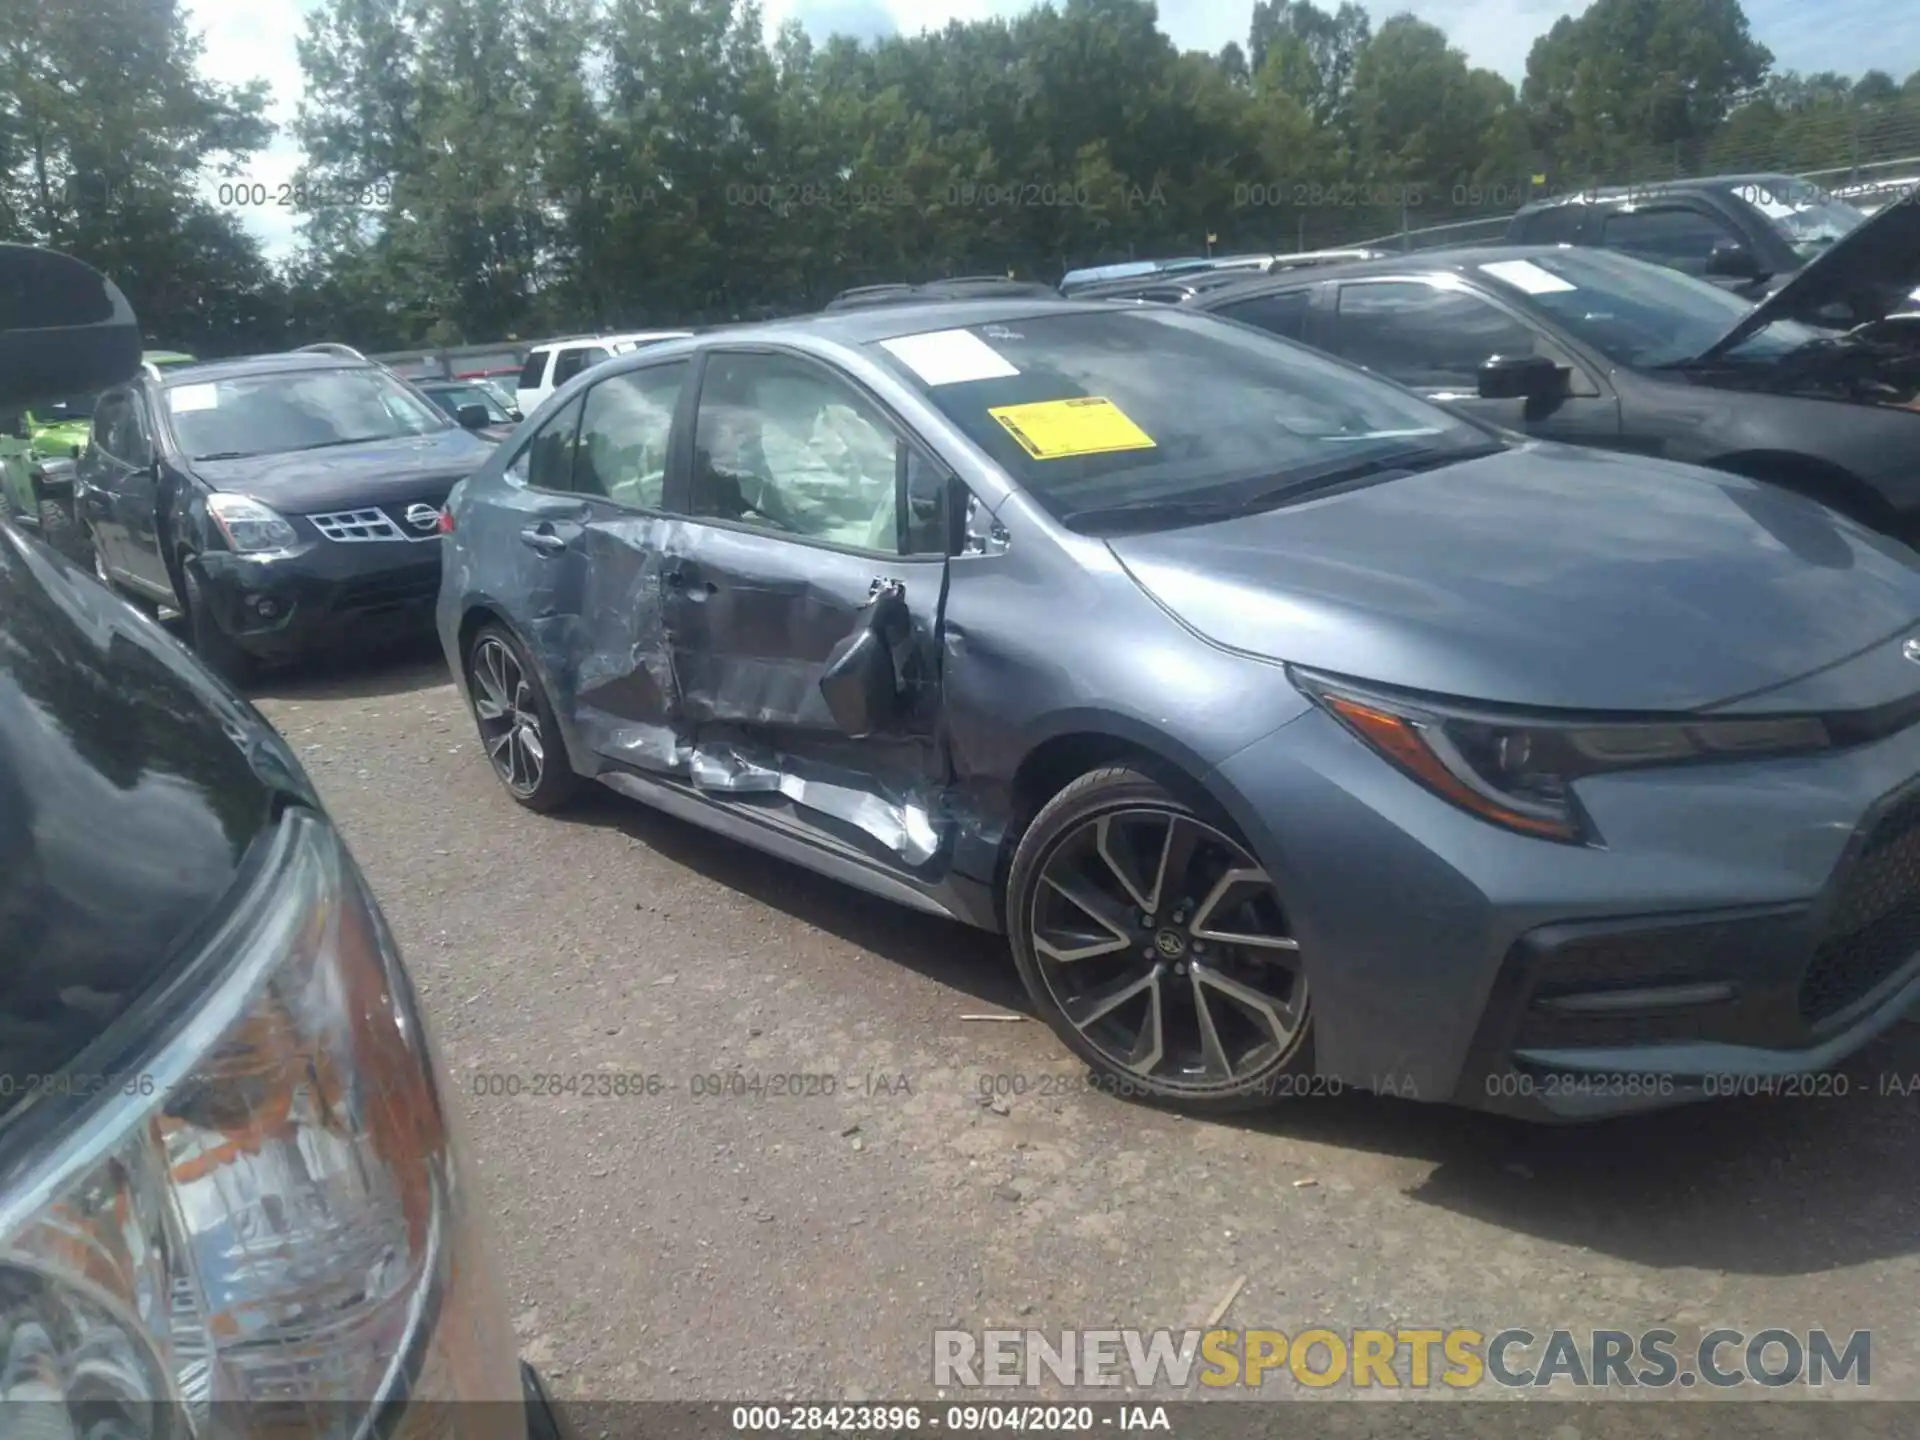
xmin=437 ymin=298 xmax=1920 ymax=1120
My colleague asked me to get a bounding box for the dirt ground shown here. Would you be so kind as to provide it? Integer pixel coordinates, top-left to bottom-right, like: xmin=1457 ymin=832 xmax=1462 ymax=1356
xmin=251 ymin=641 xmax=1920 ymax=1411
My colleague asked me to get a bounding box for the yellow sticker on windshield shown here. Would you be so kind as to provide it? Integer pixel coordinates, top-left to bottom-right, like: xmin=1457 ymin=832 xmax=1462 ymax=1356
xmin=987 ymin=397 xmax=1157 ymax=460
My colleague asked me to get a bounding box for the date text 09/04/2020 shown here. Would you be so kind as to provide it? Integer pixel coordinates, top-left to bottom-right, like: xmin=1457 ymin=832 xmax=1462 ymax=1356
xmin=729 ymin=1406 xmax=1171 ymax=1434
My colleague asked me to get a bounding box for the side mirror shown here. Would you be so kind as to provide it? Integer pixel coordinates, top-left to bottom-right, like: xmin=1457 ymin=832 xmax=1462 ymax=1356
xmin=456 ymin=404 xmax=491 ymax=430
xmin=1477 ymin=353 xmax=1566 ymax=401
xmin=508 ymin=408 xmax=524 ymax=423
xmin=1705 ymin=241 xmax=1762 ymax=280
xmin=819 ymin=582 xmax=908 ymax=737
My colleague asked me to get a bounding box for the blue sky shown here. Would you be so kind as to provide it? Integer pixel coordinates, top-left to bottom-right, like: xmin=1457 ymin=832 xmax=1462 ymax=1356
xmin=188 ymin=0 xmax=1916 ymax=258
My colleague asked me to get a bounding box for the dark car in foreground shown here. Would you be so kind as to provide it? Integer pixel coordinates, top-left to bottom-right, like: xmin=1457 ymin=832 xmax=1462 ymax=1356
xmin=1175 ymin=200 xmax=1920 ymax=542
xmin=440 ymin=295 xmax=1920 ymax=1120
xmin=79 ymin=345 xmax=496 ymax=679
xmin=1505 ymin=172 xmax=1870 ymax=291
xmin=0 ymin=241 xmax=569 ymax=1439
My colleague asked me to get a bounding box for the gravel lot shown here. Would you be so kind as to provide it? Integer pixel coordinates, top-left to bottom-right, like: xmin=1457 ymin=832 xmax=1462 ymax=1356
xmin=251 ymin=642 xmax=1920 ymax=1409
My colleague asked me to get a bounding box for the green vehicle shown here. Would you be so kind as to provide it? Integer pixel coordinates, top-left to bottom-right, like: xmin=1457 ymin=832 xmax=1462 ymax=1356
xmin=0 ymin=407 xmax=85 ymax=561
xmin=23 ymin=391 xmax=95 ymax=461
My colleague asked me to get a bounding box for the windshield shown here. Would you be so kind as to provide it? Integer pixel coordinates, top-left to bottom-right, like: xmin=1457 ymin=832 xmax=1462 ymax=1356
xmin=425 ymin=383 xmax=513 ymax=423
xmin=1474 ymin=250 xmax=1824 ymax=367
xmin=165 ymin=366 xmax=451 ymax=460
xmin=868 ymin=308 xmax=1494 ymax=531
xmin=1727 ymin=178 xmax=1867 ymax=261
xmin=34 ymin=394 xmax=96 ymax=422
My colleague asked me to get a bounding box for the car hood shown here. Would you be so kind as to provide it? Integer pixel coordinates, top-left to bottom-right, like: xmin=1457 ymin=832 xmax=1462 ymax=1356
xmin=188 ymin=426 xmax=495 ymax=512
xmin=1701 ymin=197 xmax=1920 ymax=360
xmin=0 ymin=527 xmax=315 ymax=1122
xmin=1105 ymin=443 xmax=1920 ymax=713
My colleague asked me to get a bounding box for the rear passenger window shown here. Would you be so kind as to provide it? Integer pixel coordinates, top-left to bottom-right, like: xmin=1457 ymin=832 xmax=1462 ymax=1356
xmin=517 ymin=352 xmax=548 ymax=389
xmin=1600 ymin=206 xmax=1741 ymax=275
xmin=551 ymin=346 xmax=612 ymax=387
xmin=1515 ymin=204 xmax=1585 ymax=244
xmin=1331 ymin=281 xmax=1539 ymax=390
xmin=574 ymin=362 xmax=688 ymax=509
xmin=508 ymin=396 xmax=584 ymax=492
xmin=1214 ymin=291 xmax=1311 ymax=340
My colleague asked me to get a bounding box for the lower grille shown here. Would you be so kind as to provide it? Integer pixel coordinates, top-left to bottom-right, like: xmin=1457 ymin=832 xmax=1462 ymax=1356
xmin=1514 ymin=927 xmax=1736 ymax=1049
xmin=1800 ymin=791 xmax=1920 ymax=1024
xmin=333 ymin=565 xmax=441 ymax=615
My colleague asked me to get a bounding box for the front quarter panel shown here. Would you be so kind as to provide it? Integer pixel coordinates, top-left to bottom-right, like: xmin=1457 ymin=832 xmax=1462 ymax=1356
xmin=939 ymin=489 xmax=1313 ymax=884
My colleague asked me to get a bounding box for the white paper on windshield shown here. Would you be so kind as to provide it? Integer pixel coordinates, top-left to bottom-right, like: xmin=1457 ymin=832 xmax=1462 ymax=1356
xmin=881 ymin=329 xmax=1020 ymax=386
xmin=1478 ymin=259 xmax=1577 ymax=295
xmin=169 ymin=383 xmax=219 ymax=413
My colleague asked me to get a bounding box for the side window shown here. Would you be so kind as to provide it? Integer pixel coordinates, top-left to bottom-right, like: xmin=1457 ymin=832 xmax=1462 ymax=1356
xmin=1330 ymin=282 xmax=1539 ymax=390
xmin=92 ymin=394 xmax=128 ymax=457
xmin=902 ymin=449 xmax=954 ymax=556
xmin=517 ymin=352 xmax=548 ymax=390
xmin=691 ymin=351 xmax=904 ymax=553
xmin=507 ymin=396 xmax=585 ymax=492
xmin=1600 ymin=206 xmax=1741 ymax=276
xmin=551 ymin=345 xmax=612 ymax=387
xmin=119 ymin=396 xmax=154 ymax=466
xmin=574 ymin=362 xmax=688 ymax=509
xmin=1215 ymin=290 xmax=1311 ymax=341
xmin=1515 ymin=204 xmax=1585 ymax=244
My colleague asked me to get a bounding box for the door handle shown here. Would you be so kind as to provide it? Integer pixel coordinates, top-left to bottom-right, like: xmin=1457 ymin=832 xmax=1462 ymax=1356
xmin=519 ymin=524 xmax=567 ymax=554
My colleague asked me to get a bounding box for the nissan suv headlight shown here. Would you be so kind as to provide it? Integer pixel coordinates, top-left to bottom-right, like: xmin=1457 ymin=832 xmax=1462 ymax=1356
xmin=204 ymin=495 xmax=299 ymax=555
xmin=0 ymin=808 xmax=525 ymax=1438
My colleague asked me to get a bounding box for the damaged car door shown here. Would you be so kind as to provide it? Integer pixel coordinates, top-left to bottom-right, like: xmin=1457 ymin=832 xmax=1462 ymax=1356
xmin=564 ymin=358 xmax=693 ymax=767
xmin=660 ymin=347 xmax=954 ymax=867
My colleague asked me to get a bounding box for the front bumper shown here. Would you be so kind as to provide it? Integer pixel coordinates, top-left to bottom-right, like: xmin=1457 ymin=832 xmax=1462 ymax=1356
xmin=1209 ymin=704 xmax=1920 ymax=1119
xmin=197 ymin=533 xmax=444 ymax=662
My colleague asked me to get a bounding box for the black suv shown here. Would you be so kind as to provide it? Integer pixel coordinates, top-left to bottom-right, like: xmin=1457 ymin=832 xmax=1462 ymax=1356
xmin=78 ymin=343 xmax=495 ymax=679
xmin=1505 ymin=172 xmax=1869 ymax=292
xmin=1 ymin=242 xmax=572 ymax=1440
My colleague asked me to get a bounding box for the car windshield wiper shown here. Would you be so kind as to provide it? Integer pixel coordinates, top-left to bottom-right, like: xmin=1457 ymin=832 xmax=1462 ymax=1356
xmin=1062 ymin=443 xmax=1507 ymax=533
xmin=190 ymin=450 xmax=260 ymax=461
xmin=281 ymin=433 xmax=414 ymax=453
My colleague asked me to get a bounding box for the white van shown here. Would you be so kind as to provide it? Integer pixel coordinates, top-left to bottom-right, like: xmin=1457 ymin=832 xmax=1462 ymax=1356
xmin=514 ymin=330 xmax=692 ymax=413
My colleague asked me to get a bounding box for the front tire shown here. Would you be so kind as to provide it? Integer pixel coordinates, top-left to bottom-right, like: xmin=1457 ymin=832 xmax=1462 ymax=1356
xmin=1007 ymin=766 xmax=1312 ymax=1113
xmin=179 ymin=558 xmax=255 ymax=685
xmin=465 ymin=624 xmax=579 ymax=813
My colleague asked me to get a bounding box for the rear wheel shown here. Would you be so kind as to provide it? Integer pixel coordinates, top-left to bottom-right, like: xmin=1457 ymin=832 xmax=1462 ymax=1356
xmin=464 ymin=624 xmax=579 ymax=812
xmin=179 ymin=558 xmax=254 ymax=685
xmin=1007 ymin=766 xmax=1312 ymax=1112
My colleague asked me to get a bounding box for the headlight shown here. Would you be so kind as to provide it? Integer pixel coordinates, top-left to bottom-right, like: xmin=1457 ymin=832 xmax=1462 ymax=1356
xmin=0 ymin=809 xmax=524 ymax=1438
xmin=205 ymin=495 xmax=299 ymax=555
xmin=1293 ymin=669 xmax=1830 ymax=844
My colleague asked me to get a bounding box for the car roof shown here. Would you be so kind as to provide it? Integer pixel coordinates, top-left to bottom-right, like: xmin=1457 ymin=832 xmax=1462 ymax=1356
xmin=1187 ymin=245 xmax=1576 ymax=303
xmin=527 ymin=330 xmax=688 ymax=352
xmin=147 ymin=352 xmax=364 ymax=385
xmin=1513 ymin=173 xmax=1798 ymax=215
xmin=665 ymin=297 xmax=1136 ymax=349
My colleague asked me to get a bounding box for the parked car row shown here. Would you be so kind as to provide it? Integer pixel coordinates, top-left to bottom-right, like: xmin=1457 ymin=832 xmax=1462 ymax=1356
xmin=16 ymin=208 xmax=1920 ymax=1134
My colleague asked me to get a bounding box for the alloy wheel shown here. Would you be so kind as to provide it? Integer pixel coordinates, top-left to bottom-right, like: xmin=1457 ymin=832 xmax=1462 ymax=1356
xmin=470 ymin=636 xmax=547 ymax=796
xmin=1026 ymin=806 xmax=1307 ymax=1095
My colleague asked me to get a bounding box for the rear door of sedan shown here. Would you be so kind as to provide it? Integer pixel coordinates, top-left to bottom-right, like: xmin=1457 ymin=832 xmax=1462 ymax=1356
xmin=653 ymin=344 xmax=957 ymax=868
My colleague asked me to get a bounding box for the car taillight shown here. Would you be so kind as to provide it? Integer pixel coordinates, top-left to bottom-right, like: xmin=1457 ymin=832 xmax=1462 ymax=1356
xmin=436 ymin=509 xmax=454 ymax=535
